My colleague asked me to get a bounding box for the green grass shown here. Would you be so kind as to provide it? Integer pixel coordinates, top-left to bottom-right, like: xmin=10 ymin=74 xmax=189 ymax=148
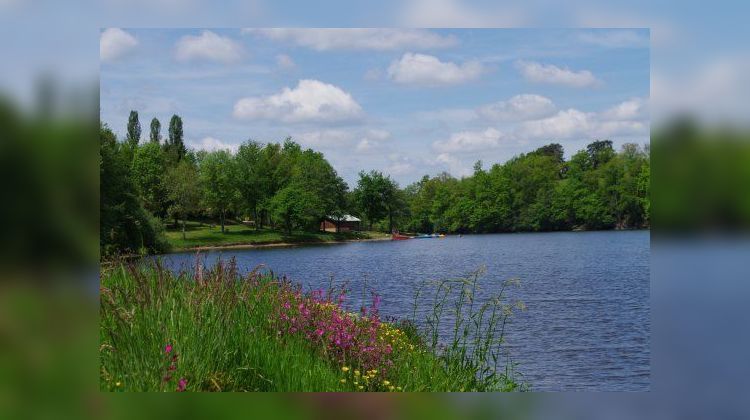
xmin=100 ymin=260 xmax=524 ymax=392
xmin=164 ymin=221 xmax=389 ymax=251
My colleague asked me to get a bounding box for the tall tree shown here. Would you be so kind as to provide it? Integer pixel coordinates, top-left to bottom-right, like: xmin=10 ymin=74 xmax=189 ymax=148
xmin=167 ymin=114 xmax=186 ymax=162
xmin=131 ymin=142 xmax=168 ymax=217
xmin=235 ymin=140 xmax=263 ymax=229
xmin=199 ymin=150 xmax=238 ymax=233
xmin=165 ymin=160 xmax=201 ymax=239
xmin=149 ymin=117 xmax=161 ymax=143
xmin=354 ymin=170 xmax=389 ymax=231
xmin=126 ymin=110 xmax=141 ymax=149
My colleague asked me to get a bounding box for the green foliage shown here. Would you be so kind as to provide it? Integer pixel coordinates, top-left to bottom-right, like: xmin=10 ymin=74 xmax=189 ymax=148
xmin=149 ymin=117 xmax=161 ymax=143
xmin=354 ymin=170 xmax=402 ymax=231
xmin=165 ymin=161 xmax=201 ymax=239
xmin=100 ymin=124 xmax=168 ymax=256
xmin=126 ymin=110 xmax=141 ymax=149
xmin=400 ymin=141 xmax=650 ymax=233
xmin=269 ymin=185 xmax=322 ymax=234
xmin=131 ymin=141 xmax=167 ymax=217
xmin=199 ymin=150 xmax=239 ymax=233
xmin=166 ymin=114 xmax=186 ymax=162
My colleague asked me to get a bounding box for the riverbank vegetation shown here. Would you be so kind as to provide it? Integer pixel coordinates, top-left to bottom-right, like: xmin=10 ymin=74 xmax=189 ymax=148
xmin=164 ymin=222 xmax=388 ymax=251
xmin=100 ymin=260 xmax=524 ymax=392
xmin=100 ymin=112 xmax=649 ymax=257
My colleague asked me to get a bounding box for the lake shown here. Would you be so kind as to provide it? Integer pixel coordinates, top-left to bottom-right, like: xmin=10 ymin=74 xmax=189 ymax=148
xmin=158 ymin=230 xmax=650 ymax=391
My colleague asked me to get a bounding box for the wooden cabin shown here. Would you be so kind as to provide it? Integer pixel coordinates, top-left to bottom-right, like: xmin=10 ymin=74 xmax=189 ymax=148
xmin=320 ymin=214 xmax=361 ymax=232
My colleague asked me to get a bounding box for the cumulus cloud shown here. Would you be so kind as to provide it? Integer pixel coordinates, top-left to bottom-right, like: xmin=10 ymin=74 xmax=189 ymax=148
xmin=387 ymin=53 xmax=485 ymax=86
xmin=242 ymin=28 xmax=457 ymax=51
xmin=233 ymin=79 xmax=363 ymax=123
xmin=175 ymin=31 xmax=244 ymax=63
xmin=518 ymin=98 xmax=649 ymax=140
xmin=433 ymin=128 xmax=504 ymax=153
xmin=516 ymin=60 xmax=600 ymax=88
xmin=190 ymin=137 xmax=237 ymax=152
xmin=100 ymin=28 xmax=138 ymax=63
xmin=275 ymin=54 xmax=295 ymax=69
xmin=477 ymin=94 xmax=556 ymax=122
xmin=600 ymin=97 xmax=648 ymax=120
xmin=435 ymin=152 xmax=471 ymax=177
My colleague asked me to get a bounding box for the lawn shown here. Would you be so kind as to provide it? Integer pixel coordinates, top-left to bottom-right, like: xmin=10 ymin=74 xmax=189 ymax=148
xmin=164 ymin=221 xmax=389 ymax=250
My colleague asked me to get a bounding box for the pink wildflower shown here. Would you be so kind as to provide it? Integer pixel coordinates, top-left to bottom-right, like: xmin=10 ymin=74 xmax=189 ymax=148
xmin=165 ymin=344 xmax=173 ymax=354
xmin=176 ymin=378 xmax=187 ymax=392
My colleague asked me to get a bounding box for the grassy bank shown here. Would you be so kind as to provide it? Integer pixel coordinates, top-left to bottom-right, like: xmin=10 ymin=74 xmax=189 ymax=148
xmin=100 ymin=260 xmax=524 ymax=392
xmin=164 ymin=221 xmax=389 ymax=251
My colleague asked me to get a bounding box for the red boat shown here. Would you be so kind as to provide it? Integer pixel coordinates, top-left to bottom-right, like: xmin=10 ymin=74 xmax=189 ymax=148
xmin=391 ymin=231 xmax=413 ymax=240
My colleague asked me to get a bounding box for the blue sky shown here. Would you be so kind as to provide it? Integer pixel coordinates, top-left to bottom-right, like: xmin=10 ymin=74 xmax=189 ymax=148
xmin=100 ymin=28 xmax=649 ymax=186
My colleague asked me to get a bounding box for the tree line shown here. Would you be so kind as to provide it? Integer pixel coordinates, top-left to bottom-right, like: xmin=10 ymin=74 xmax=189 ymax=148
xmin=100 ymin=111 xmax=649 ymax=256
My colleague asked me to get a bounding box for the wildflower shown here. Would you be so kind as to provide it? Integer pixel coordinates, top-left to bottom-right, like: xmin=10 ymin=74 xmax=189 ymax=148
xmin=396 ymin=387 xmax=402 ymax=391
xmin=176 ymin=378 xmax=187 ymax=392
xmin=389 ymin=386 xmax=395 ymax=391
xmin=358 ymin=386 xmax=364 ymax=390
xmin=354 ymin=370 xmax=360 ymax=376
xmin=341 ymin=366 xmax=350 ymax=373
xmin=164 ymin=344 xmax=173 ymax=354
xmin=115 ymin=381 xmax=122 ymax=387
xmin=340 ymin=379 xmax=347 ymax=384
xmin=382 ymin=380 xmax=390 ymax=386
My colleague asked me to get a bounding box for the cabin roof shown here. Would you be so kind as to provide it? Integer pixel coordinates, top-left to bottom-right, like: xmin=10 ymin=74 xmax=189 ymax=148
xmin=326 ymin=214 xmax=361 ymax=222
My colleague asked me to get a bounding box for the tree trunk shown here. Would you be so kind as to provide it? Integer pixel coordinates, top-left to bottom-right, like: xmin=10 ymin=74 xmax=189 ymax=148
xmin=182 ymin=217 xmax=186 ymax=240
xmin=253 ymin=207 xmax=259 ymax=231
xmin=220 ymin=210 xmax=225 ymax=233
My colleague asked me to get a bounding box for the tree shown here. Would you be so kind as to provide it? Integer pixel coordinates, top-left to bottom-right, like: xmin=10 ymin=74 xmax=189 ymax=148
xmin=354 ymin=170 xmax=389 ymax=231
xmin=269 ymin=184 xmax=321 ymax=235
xmin=131 ymin=142 xmax=168 ymax=217
xmin=235 ymin=140 xmax=263 ymax=229
xmin=149 ymin=118 xmax=161 ymax=143
xmin=199 ymin=150 xmax=238 ymax=233
xmin=586 ymin=139 xmax=614 ymax=169
xmin=100 ymin=123 xmax=166 ymax=255
xmin=126 ymin=110 xmax=141 ymax=149
xmin=166 ymin=114 xmax=186 ymax=162
xmin=165 ymin=160 xmax=201 ymax=239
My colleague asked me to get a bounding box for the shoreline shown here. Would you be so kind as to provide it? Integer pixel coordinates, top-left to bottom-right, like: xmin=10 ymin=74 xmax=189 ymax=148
xmin=166 ymin=235 xmax=392 ymax=253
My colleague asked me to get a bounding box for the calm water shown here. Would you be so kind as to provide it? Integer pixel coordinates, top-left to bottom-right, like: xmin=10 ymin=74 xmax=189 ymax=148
xmin=159 ymin=230 xmax=650 ymax=391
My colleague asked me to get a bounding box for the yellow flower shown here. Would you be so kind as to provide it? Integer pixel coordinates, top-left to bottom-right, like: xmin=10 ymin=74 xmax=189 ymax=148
xmin=341 ymin=366 xmax=350 ymax=373
xmin=389 ymin=386 xmax=395 ymax=391
xmin=396 ymin=387 xmax=402 ymax=391
xmin=115 ymin=382 xmax=122 ymax=387
xmin=371 ymin=369 xmax=378 ymax=375
xmin=382 ymin=380 xmax=390 ymax=386
xmin=354 ymin=381 xmax=359 ymax=385
xmin=354 ymin=370 xmax=360 ymax=376
xmin=340 ymin=379 xmax=347 ymax=384
xmin=358 ymin=386 xmax=364 ymax=390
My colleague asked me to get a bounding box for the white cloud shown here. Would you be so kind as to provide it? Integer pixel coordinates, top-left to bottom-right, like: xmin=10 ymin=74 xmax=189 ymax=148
xmin=191 ymin=137 xmax=237 ymax=152
xmin=355 ymin=129 xmax=391 ymax=153
xmin=100 ymin=28 xmax=138 ymax=63
xmin=386 ymin=161 xmax=415 ymax=176
xmin=600 ymin=97 xmax=648 ymax=120
xmin=477 ymin=94 xmax=556 ymax=122
xmin=578 ymin=30 xmax=649 ymax=48
xmin=435 ymin=153 xmax=471 ymax=177
xmin=516 ymin=60 xmax=600 ymax=88
xmin=387 ymin=53 xmax=485 ymax=86
xmin=433 ymin=128 xmax=504 ymax=153
xmin=518 ymin=100 xmax=649 ymax=140
xmin=243 ymin=28 xmax=457 ymax=51
xmin=275 ymin=54 xmax=295 ymax=69
xmin=175 ymin=31 xmax=244 ymax=63
xmin=233 ymin=79 xmax=364 ymax=123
